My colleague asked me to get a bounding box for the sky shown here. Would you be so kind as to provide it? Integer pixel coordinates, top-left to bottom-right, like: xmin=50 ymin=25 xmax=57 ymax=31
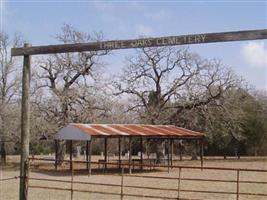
xmin=1 ymin=0 xmax=267 ymax=90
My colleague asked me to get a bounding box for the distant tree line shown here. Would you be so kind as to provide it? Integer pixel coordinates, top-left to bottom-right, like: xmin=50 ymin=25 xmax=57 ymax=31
xmin=0 ymin=24 xmax=266 ymax=164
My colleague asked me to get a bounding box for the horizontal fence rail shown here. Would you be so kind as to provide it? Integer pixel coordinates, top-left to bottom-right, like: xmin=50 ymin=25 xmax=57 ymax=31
xmin=29 ymin=157 xmax=267 ymax=172
xmin=26 ymin=157 xmax=267 ymax=200
xmin=0 ymin=176 xmax=19 ymax=182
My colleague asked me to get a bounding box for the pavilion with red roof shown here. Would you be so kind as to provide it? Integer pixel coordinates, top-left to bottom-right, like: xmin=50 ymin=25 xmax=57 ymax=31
xmin=54 ymin=123 xmax=205 ymax=173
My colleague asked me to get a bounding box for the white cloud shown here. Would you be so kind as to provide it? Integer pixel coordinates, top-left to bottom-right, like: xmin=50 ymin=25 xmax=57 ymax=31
xmin=136 ymin=24 xmax=153 ymax=36
xmin=240 ymin=41 xmax=267 ymax=67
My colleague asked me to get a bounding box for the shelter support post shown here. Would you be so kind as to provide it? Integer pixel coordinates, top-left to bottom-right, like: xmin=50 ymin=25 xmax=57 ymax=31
xmin=104 ymin=137 xmax=107 ymax=171
xmin=195 ymin=140 xmax=198 ymax=160
xmin=129 ymin=137 xmax=132 ymax=174
xmin=86 ymin=141 xmax=89 ymax=170
xmin=70 ymin=140 xmax=73 ymax=171
xmin=170 ymin=139 xmax=173 ymax=168
xmin=118 ymin=137 xmax=121 ymax=169
xmin=167 ymin=139 xmax=170 ymax=173
xmin=55 ymin=140 xmax=58 ymax=170
xmin=88 ymin=139 xmax=92 ymax=175
xmin=140 ymin=137 xmax=143 ymax=170
xmin=200 ymin=138 xmax=204 ymax=169
xmin=147 ymin=139 xmax=150 ymax=159
xmin=146 ymin=138 xmax=151 ymax=170
xmin=19 ymin=43 xmax=31 ymax=200
xmin=179 ymin=141 xmax=182 ymax=161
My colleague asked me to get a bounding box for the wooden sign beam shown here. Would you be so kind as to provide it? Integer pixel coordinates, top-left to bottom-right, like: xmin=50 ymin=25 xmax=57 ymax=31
xmin=11 ymin=29 xmax=267 ymax=56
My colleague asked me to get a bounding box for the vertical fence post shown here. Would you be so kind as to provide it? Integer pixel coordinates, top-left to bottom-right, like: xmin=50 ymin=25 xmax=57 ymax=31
xmin=121 ymin=167 xmax=124 ymax=200
xmin=236 ymin=170 xmax=240 ymax=200
xmin=177 ymin=167 xmax=182 ymax=200
xmin=20 ymin=43 xmax=31 ymax=200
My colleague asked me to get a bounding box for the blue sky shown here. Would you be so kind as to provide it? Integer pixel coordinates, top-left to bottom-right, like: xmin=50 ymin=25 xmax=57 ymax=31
xmin=2 ymin=0 xmax=267 ymax=90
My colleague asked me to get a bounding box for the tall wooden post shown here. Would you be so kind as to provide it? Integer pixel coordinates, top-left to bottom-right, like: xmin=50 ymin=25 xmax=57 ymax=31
xmin=104 ymin=137 xmax=107 ymax=171
xmin=19 ymin=43 xmax=31 ymax=200
xmin=70 ymin=140 xmax=73 ymax=171
xmin=140 ymin=137 xmax=143 ymax=170
xmin=129 ymin=137 xmax=132 ymax=174
xmin=118 ymin=137 xmax=121 ymax=169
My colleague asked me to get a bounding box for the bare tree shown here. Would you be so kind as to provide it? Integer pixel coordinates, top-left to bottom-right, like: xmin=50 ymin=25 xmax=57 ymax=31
xmin=113 ymin=46 xmax=242 ymax=161
xmin=114 ymin=47 xmax=242 ymax=125
xmin=0 ymin=32 xmax=22 ymax=163
xmin=33 ymin=24 xmax=110 ymax=162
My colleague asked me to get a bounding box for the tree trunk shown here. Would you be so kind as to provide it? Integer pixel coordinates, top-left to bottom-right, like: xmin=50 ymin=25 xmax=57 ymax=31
xmin=191 ymin=151 xmax=198 ymax=160
xmin=191 ymin=141 xmax=198 ymax=160
xmin=57 ymin=100 xmax=69 ymax=165
xmin=56 ymin=140 xmax=66 ymax=165
xmin=155 ymin=140 xmax=164 ymax=164
xmin=254 ymin=148 xmax=258 ymax=156
xmin=0 ymin=141 xmax=6 ymax=164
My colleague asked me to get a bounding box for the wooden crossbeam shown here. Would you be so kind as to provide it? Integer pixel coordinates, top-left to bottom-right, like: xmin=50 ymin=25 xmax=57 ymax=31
xmin=11 ymin=29 xmax=267 ymax=56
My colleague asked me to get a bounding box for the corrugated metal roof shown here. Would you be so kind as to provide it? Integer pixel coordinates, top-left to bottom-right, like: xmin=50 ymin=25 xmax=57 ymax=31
xmin=55 ymin=124 xmax=204 ymax=140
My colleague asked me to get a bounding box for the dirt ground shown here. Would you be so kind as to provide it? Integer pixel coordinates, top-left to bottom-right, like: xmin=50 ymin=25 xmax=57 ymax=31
xmin=0 ymin=156 xmax=267 ymax=200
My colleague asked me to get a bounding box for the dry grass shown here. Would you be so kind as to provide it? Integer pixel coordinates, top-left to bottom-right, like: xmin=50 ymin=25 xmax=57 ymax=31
xmin=1 ymin=156 xmax=267 ymax=200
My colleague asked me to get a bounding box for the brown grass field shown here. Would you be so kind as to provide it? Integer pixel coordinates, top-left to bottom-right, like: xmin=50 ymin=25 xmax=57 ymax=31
xmin=0 ymin=156 xmax=267 ymax=200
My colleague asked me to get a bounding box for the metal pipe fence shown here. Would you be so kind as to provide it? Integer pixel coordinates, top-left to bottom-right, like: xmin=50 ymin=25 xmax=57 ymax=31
xmin=26 ymin=157 xmax=267 ymax=200
xmin=0 ymin=176 xmax=19 ymax=182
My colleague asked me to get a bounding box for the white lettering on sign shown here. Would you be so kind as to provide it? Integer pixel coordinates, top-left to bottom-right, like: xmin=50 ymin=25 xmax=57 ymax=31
xmin=99 ymin=34 xmax=206 ymax=50
xmin=131 ymin=39 xmax=152 ymax=47
xmin=100 ymin=41 xmax=126 ymax=49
